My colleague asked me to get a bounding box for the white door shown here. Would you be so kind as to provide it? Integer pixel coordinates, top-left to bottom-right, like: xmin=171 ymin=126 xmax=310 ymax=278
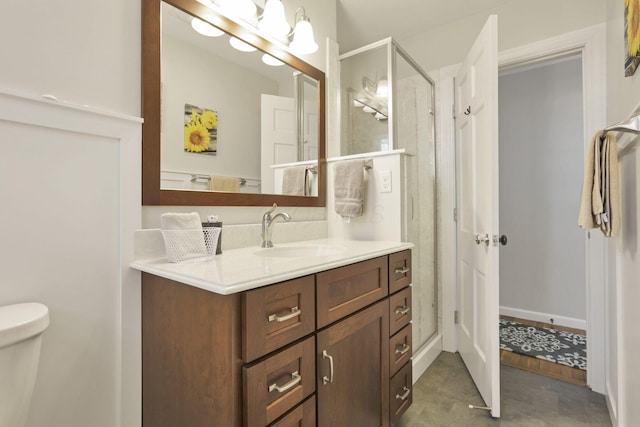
xmin=455 ymin=15 xmax=500 ymax=418
xmin=261 ymin=94 xmax=296 ymax=193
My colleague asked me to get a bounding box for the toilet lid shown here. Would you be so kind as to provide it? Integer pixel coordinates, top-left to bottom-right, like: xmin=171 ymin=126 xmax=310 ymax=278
xmin=0 ymin=303 xmax=50 ymax=349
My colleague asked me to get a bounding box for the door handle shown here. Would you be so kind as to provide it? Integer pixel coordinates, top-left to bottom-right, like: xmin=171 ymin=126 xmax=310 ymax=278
xmin=499 ymin=235 xmax=508 ymax=246
xmin=474 ymin=234 xmax=490 ymax=246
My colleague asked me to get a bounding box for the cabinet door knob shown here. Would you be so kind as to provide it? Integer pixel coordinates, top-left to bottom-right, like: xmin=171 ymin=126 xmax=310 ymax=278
xmin=322 ymin=350 xmax=334 ymax=385
xmin=268 ymin=371 xmax=301 ymax=393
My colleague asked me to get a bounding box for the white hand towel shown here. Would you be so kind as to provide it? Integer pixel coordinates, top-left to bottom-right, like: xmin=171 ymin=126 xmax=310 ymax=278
xmin=160 ymin=212 xmax=207 ymax=261
xmin=333 ymin=159 xmax=365 ymax=218
xmin=282 ymin=166 xmax=307 ymax=195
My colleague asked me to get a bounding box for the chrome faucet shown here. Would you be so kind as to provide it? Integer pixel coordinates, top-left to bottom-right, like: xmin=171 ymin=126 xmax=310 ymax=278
xmin=261 ymin=203 xmax=291 ymax=248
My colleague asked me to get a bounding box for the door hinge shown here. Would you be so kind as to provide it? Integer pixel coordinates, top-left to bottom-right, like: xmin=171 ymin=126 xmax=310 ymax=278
xmin=453 ymin=208 xmax=457 ymax=222
xmin=454 ymin=310 xmax=459 ymax=324
xmin=452 ymin=104 xmax=456 ymax=120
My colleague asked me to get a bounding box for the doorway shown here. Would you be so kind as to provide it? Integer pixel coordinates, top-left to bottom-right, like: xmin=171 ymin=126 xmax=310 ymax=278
xmin=497 ymin=54 xmax=588 ymax=385
xmin=441 ymin=25 xmax=607 ymax=409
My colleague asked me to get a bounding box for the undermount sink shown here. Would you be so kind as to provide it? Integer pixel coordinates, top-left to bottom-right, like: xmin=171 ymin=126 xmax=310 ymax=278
xmin=254 ymin=244 xmax=346 ymax=258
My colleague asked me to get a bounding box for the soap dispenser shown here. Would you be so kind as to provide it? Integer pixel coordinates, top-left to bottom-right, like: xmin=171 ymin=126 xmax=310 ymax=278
xmin=202 ymin=215 xmax=223 ymax=254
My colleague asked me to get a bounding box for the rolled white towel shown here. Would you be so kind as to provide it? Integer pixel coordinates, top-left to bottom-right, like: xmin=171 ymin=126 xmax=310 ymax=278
xmin=160 ymin=212 xmax=207 ymax=262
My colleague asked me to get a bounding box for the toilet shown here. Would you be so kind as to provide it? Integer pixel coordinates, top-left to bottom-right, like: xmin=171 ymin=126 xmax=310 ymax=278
xmin=0 ymin=303 xmax=50 ymax=427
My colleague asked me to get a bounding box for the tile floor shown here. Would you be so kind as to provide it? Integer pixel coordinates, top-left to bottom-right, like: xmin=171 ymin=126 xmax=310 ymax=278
xmin=397 ymin=352 xmax=611 ymax=426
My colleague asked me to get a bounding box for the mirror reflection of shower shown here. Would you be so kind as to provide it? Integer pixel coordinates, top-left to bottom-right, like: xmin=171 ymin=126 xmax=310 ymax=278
xmin=355 ymin=76 xmax=388 ymax=121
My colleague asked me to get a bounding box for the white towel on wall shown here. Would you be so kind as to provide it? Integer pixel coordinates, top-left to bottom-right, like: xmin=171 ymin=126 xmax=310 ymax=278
xmin=333 ymin=159 xmax=365 ymax=219
xmin=282 ymin=166 xmax=307 ymax=195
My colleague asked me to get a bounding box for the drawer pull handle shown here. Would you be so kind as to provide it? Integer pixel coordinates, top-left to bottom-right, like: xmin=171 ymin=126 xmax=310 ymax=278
xmin=322 ymin=350 xmax=334 ymax=385
xmin=268 ymin=371 xmax=301 ymax=393
xmin=268 ymin=306 xmax=301 ymax=323
xmin=396 ymin=386 xmax=411 ymax=401
xmin=395 ymin=306 xmax=410 ymax=315
xmin=395 ymin=267 xmax=410 ymax=275
xmin=395 ymin=343 xmax=410 ymax=355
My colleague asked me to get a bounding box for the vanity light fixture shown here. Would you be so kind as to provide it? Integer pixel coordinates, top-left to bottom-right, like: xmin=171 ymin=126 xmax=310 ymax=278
xmin=258 ymin=0 xmax=290 ymax=41
xmin=191 ymin=18 xmax=225 ymax=37
xmin=215 ymin=0 xmax=257 ymax=23
xmin=288 ymin=7 xmax=318 ymax=55
xmin=229 ymin=36 xmax=257 ymax=52
xmin=375 ymin=79 xmax=388 ymax=98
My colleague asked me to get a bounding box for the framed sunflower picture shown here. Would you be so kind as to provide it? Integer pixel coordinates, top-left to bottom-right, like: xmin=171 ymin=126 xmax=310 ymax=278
xmin=625 ymin=0 xmax=640 ymax=76
xmin=184 ymin=103 xmax=218 ymax=155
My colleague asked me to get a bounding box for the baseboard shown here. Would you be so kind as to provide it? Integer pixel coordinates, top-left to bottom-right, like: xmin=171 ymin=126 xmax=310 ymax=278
xmin=606 ymin=381 xmax=619 ymax=427
xmin=412 ymin=333 xmax=442 ymax=383
xmin=499 ymin=306 xmax=587 ymax=331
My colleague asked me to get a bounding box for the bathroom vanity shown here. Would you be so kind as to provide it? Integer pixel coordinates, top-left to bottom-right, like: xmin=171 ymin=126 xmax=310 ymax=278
xmin=133 ymin=239 xmax=413 ymax=427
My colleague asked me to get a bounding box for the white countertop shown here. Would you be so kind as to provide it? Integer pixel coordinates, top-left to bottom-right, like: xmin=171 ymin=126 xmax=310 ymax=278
xmin=131 ymin=238 xmax=413 ymax=295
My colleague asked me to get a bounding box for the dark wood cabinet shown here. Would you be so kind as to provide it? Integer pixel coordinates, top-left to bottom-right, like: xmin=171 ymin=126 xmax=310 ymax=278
xmin=317 ymin=300 xmax=390 ymax=427
xmin=141 ymin=250 xmax=413 ymax=427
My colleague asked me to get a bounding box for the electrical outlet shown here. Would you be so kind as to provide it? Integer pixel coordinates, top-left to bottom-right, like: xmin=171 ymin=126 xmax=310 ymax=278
xmin=380 ymin=170 xmax=392 ymax=193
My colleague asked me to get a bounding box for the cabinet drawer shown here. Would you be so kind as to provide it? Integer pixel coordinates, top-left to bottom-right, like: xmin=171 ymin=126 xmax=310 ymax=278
xmin=389 ymin=324 xmax=412 ymax=377
xmin=389 ymin=286 xmax=411 ymax=336
xmin=390 ymin=361 xmax=412 ymax=426
xmin=270 ymin=396 xmax=316 ymax=427
xmin=389 ymin=250 xmax=412 ymax=294
xmin=316 ymin=256 xmax=388 ymax=328
xmin=244 ymin=336 xmax=315 ymax=427
xmin=243 ymin=275 xmax=315 ymax=362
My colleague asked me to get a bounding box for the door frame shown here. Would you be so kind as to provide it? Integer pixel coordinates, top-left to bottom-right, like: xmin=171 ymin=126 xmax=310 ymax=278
xmin=438 ymin=23 xmax=607 ymax=393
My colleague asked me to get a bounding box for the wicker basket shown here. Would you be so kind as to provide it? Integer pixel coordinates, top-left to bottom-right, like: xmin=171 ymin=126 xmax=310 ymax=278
xmin=161 ymin=227 xmax=221 ymax=263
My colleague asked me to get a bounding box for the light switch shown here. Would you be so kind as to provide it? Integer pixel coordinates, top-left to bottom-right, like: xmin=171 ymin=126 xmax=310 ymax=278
xmin=380 ymin=170 xmax=392 ymax=193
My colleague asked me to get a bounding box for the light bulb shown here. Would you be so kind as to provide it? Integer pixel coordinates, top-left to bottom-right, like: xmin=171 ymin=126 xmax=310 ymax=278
xmin=289 ymin=18 xmax=318 ymax=55
xmin=258 ymin=0 xmax=290 ymax=40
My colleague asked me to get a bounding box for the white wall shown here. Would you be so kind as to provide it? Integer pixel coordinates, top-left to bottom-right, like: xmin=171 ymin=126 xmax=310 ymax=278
xmin=605 ymin=0 xmax=640 ymax=425
xmin=498 ymin=57 xmax=587 ymax=326
xmin=0 ymin=91 xmax=141 ymax=427
xmin=398 ymin=0 xmax=605 ymax=72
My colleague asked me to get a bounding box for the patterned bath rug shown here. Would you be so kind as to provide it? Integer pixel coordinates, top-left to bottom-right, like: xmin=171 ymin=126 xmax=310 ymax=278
xmin=499 ymin=319 xmax=587 ymax=370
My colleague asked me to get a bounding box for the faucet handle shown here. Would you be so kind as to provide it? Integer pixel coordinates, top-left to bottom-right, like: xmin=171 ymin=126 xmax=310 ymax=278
xmin=263 ymin=203 xmax=277 ymax=218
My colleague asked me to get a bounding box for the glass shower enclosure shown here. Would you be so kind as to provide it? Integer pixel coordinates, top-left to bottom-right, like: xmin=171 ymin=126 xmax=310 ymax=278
xmin=339 ymin=38 xmax=439 ymax=360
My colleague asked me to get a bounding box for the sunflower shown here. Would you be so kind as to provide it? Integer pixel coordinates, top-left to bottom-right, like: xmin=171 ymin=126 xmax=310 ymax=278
xmin=627 ymin=0 xmax=640 ymax=57
xmin=184 ymin=122 xmax=210 ymax=152
xmin=189 ymin=108 xmax=201 ymax=125
xmin=201 ymin=110 xmax=218 ymax=129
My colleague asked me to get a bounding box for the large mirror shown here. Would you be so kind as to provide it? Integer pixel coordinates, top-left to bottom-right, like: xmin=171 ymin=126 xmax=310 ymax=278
xmin=142 ymin=0 xmax=326 ymax=206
